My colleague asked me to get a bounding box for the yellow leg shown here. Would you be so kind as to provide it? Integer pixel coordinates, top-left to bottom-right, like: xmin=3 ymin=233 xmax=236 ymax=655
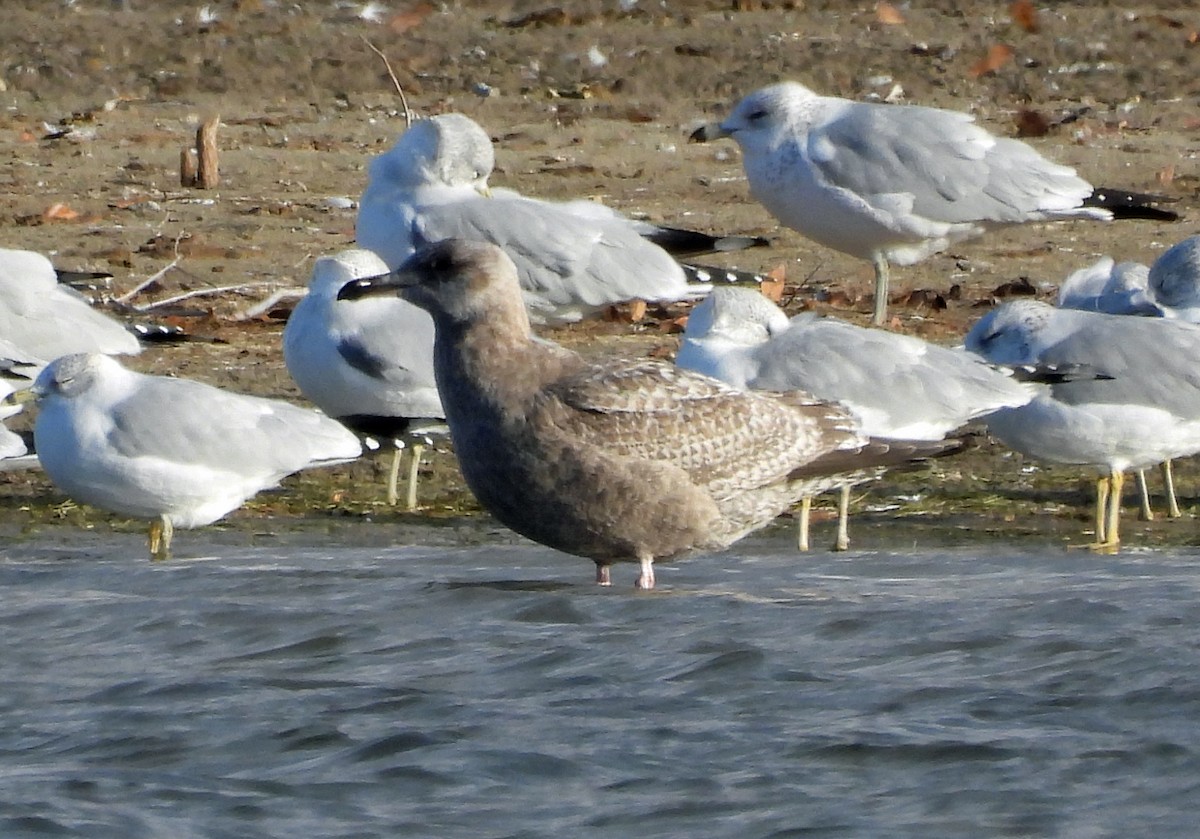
xmin=1136 ymin=468 xmax=1153 ymax=521
xmin=832 ymin=485 xmax=851 ymax=552
xmin=1104 ymin=470 xmax=1124 ymax=551
xmin=796 ymin=496 xmax=811 ymax=552
xmin=385 ymin=446 xmax=403 ymax=506
xmin=1093 ymin=474 xmax=1110 ymax=545
xmin=148 ymin=514 xmax=173 ymax=562
xmin=1162 ymin=460 xmax=1182 ymax=518
xmin=1088 ymin=470 xmax=1122 ymax=554
xmin=405 ymin=442 xmax=425 ymax=512
xmin=871 ymin=253 xmax=890 ymax=326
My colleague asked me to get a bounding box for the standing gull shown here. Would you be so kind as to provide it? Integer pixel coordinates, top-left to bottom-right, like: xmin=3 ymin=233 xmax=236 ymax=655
xmin=1057 ymin=254 xmax=1178 ymax=519
xmin=965 ymin=300 xmax=1200 ymax=551
xmin=677 ymin=287 xmax=1029 ymax=549
xmin=338 ymin=239 xmax=938 ymax=588
xmin=283 ymin=249 xmax=444 ymax=510
xmin=356 ymin=113 xmax=762 ymax=327
xmin=690 ymin=81 xmax=1177 ymax=325
xmin=1 ymin=246 xmax=141 ymax=359
xmin=32 ymin=353 xmax=362 ymax=560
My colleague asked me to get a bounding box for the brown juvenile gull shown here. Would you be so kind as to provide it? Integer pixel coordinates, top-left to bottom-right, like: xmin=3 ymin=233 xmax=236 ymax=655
xmin=337 ymin=238 xmax=945 ymax=588
xmin=690 ymin=81 xmax=1178 ymax=325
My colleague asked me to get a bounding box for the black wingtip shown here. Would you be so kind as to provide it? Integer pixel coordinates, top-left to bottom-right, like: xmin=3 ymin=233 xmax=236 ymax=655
xmin=641 ymin=225 xmax=770 ymax=259
xmin=681 ymin=263 xmax=769 ymax=286
xmin=1085 ymin=188 xmax=1181 ymax=222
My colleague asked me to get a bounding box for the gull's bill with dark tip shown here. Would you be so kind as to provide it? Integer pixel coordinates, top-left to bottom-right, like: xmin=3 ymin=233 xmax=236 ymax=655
xmin=336 ymin=271 xmax=405 ymax=301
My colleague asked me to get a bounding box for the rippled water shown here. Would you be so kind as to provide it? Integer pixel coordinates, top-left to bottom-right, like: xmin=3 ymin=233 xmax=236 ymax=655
xmin=2 ymin=531 xmax=1199 ymax=838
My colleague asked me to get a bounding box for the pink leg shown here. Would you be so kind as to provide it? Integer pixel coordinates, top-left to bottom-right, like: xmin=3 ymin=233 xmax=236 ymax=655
xmin=595 ymin=563 xmax=612 ymax=586
xmin=634 ymin=554 xmax=655 ymax=590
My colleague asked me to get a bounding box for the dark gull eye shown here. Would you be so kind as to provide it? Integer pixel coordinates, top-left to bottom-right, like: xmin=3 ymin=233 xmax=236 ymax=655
xmin=746 ymin=108 xmax=769 ymax=122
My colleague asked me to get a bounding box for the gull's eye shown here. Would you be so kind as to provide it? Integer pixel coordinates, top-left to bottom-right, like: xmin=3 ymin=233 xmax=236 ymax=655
xmin=746 ymin=108 xmax=769 ymax=122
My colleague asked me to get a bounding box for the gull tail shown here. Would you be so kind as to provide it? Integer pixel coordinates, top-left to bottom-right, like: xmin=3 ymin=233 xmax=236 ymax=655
xmin=1084 ymin=188 xmax=1180 ymax=222
xmin=681 ymin=262 xmax=770 ymax=286
xmin=787 ymin=437 xmax=966 ymax=481
xmin=638 ymin=224 xmax=769 ymax=259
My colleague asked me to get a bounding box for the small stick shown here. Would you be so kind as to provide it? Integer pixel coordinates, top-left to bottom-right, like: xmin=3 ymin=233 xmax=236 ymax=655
xmin=230 ymin=287 xmax=309 ymax=321
xmin=360 ymin=36 xmax=413 ymax=128
xmin=129 ymin=281 xmax=282 ymax=313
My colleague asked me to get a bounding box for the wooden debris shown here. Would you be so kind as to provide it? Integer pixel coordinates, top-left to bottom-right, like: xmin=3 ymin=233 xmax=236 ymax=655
xmin=179 ymin=115 xmax=220 ymax=189
xmin=196 ymin=115 xmax=220 ymax=189
xmin=180 ymin=148 xmax=197 ymax=187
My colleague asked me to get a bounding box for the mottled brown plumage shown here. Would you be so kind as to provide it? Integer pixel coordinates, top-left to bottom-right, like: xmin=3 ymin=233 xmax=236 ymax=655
xmin=339 ymin=239 xmax=905 ymax=587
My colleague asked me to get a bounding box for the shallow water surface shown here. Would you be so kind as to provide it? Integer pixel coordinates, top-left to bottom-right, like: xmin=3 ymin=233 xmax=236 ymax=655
xmin=2 ymin=536 xmax=1198 ymax=838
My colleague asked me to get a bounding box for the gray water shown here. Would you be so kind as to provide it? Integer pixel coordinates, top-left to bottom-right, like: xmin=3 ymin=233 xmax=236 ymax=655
xmin=2 ymin=533 xmax=1199 ymax=838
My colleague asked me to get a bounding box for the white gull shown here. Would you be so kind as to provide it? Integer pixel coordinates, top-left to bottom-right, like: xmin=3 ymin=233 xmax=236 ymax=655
xmin=690 ymin=81 xmax=1176 ymax=325
xmin=32 ymin=353 xmax=362 ymax=559
xmin=965 ymin=299 xmax=1200 ymax=551
xmin=356 ymin=113 xmax=758 ymax=327
xmin=283 ymin=248 xmax=444 ymax=510
xmin=677 ymin=287 xmax=1028 ymax=549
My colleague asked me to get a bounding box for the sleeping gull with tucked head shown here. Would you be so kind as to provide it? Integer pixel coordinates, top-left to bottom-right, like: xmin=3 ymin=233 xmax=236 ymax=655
xmin=1057 ymin=257 xmax=1159 ymax=317
xmin=1148 ymin=235 xmax=1200 ymax=322
xmin=690 ymin=81 xmax=1177 ymax=325
xmin=283 ymin=248 xmax=444 ymax=510
xmin=356 ymin=113 xmax=764 ymax=327
xmin=32 ymin=353 xmax=362 ymax=560
xmin=337 ymin=239 xmax=944 ymax=588
xmin=1 ymin=246 xmax=141 ymax=359
xmin=677 ymin=287 xmax=1031 ymax=549
xmin=965 ymin=299 xmax=1200 ymax=552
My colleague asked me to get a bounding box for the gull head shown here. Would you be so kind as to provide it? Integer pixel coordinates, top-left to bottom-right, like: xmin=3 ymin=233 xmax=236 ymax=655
xmin=677 ymin=287 xmax=789 ymax=388
xmin=33 ymin=353 xmax=115 ymax=402
xmin=337 ymin=239 xmax=526 ymax=329
xmin=368 ymin=113 xmax=495 ymax=192
xmin=1149 ymin=235 xmax=1200 ymax=315
xmin=307 ymin=248 xmax=391 ymax=300
xmin=684 ymin=287 xmax=790 ymax=345
xmin=689 ymin=81 xmax=820 ymax=148
xmin=963 ymin=300 xmax=1056 ymax=365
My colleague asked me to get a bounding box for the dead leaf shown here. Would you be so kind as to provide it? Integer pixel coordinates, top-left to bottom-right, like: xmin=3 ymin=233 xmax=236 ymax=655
xmin=968 ymin=44 xmax=1014 ymax=78
xmin=1157 ymin=165 xmax=1176 ymax=186
xmin=1150 ymin=13 xmax=1184 ymax=29
xmin=388 ymin=2 xmax=434 ymax=34
xmin=897 ymin=289 xmax=947 ymax=310
xmin=760 ymin=263 xmax=787 ymax=303
xmin=1009 ymin=0 xmax=1038 ymax=33
xmin=876 ymin=2 xmax=905 ymax=25
xmin=1014 ymin=109 xmax=1051 ymax=137
xmin=626 ymin=299 xmax=648 ymax=323
xmin=992 ymin=276 xmax=1037 ymax=297
xmin=43 ymin=202 xmax=80 ymax=221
